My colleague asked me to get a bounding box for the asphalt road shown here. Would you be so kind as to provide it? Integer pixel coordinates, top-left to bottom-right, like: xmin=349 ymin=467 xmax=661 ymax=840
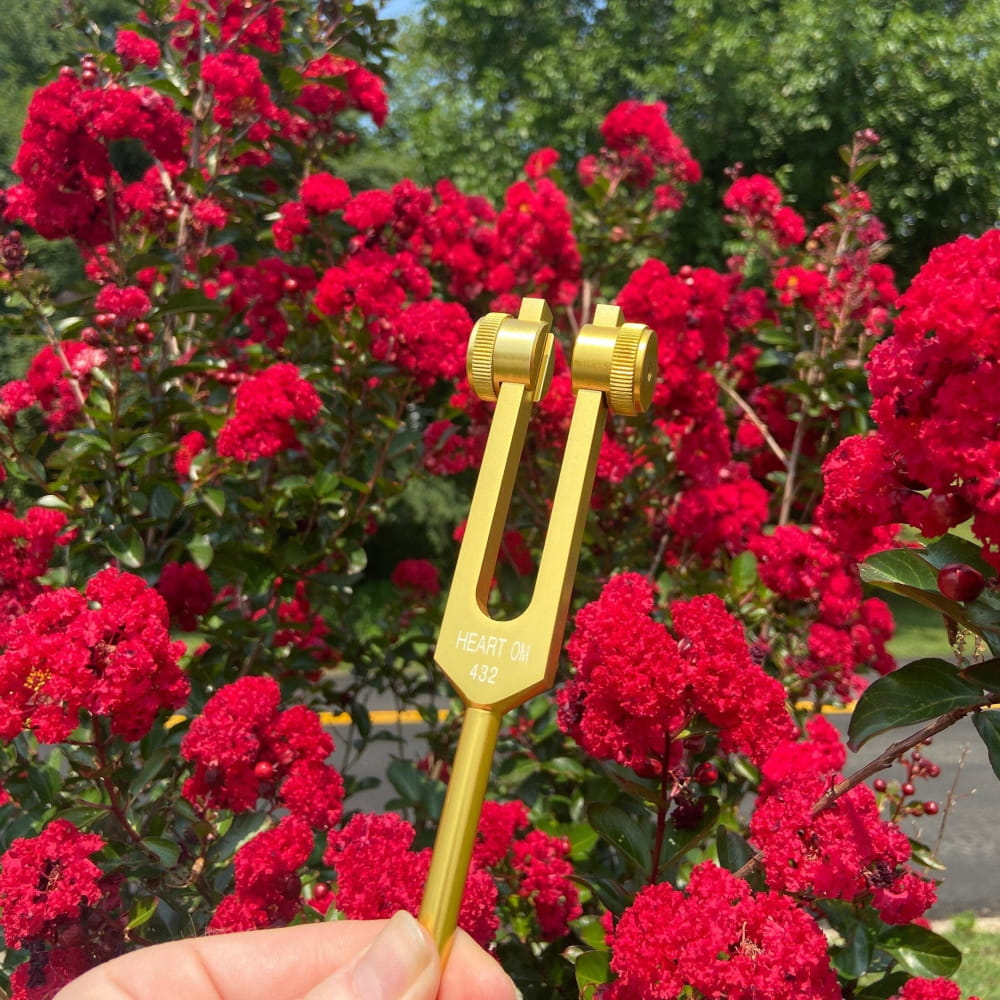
xmin=832 ymin=713 xmax=1000 ymax=918
xmin=336 ymin=706 xmax=1000 ymax=918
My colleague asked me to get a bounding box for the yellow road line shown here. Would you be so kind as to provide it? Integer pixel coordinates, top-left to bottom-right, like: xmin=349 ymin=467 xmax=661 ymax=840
xmin=321 ymin=708 xmax=452 ymax=727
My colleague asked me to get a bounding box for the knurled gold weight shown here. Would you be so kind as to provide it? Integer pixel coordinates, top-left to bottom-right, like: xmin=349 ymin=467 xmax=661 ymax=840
xmin=572 ymin=303 xmax=658 ymax=416
xmin=466 ymin=298 xmax=555 ymax=402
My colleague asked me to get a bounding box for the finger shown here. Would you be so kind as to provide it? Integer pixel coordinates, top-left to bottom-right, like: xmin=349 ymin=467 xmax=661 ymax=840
xmin=440 ymin=929 xmax=520 ymax=1000
xmin=55 ymin=919 xmax=394 ymax=1000
xmin=302 ymin=911 xmax=438 ymax=1000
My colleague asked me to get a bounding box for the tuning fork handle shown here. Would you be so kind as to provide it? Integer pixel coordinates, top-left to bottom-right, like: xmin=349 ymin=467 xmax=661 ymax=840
xmin=417 ymin=705 xmax=500 ymax=959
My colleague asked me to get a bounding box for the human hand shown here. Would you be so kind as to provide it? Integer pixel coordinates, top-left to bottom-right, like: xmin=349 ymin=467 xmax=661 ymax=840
xmin=54 ymin=911 xmax=519 ymax=1000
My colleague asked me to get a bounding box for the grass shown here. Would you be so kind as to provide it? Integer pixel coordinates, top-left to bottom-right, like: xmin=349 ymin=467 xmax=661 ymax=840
xmin=942 ymin=914 xmax=1000 ymax=998
xmin=884 ymin=592 xmax=955 ymax=663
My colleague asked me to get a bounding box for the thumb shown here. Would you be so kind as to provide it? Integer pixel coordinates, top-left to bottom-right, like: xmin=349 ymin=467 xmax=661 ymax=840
xmin=303 ymin=911 xmax=440 ymax=1000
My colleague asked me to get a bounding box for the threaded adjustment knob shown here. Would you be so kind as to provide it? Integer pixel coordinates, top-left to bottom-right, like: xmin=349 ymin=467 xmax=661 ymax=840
xmin=608 ymin=323 xmax=658 ymax=416
xmin=467 ymin=312 xmax=507 ymax=401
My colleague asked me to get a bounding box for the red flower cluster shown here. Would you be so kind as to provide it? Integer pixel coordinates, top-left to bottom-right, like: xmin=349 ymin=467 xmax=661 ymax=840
xmin=0 ymin=820 xmax=123 ymax=996
xmin=209 ymin=815 xmax=314 ymax=933
xmin=891 ymin=979 xmax=980 ymax=1000
xmin=578 ymin=101 xmax=701 ymax=211
xmin=474 ymin=800 xmax=580 ymax=940
xmin=750 ymin=525 xmax=895 ymax=699
xmin=4 ymin=73 xmax=187 ymax=246
xmin=509 ymin=829 xmax=581 ymax=940
xmin=559 ymin=573 xmax=792 ymax=772
xmin=173 ymin=429 xmax=207 ymax=478
xmin=181 ymin=675 xmax=344 ymax=829
xmin=171 ymin=0 xmax=285 ymax=57
xmin=114 ymin=28 xmax=160 ymax=69
xmin=605 ymin=861 xmax=839 ymax=1000
xmin=155 ymin=561 xmax=214 ymax=631
xmin=0 ymin=567 xmax=189 ymax=743
xmin=390 ymin=558 xmax=441 ymax=598
xmin=0 ymin=507 xmax=70 ymax=628
xmin=615 ymin=259 xmax=739 ymax=495
xmin=296 ymin=54 xmax=389 ymax=131
xmin=324 ymin=812 xmax=498 ymax=947
xmin=215 ymin=257 xmax=318 ymax=349
xmin=724 ymin=174 xmax=806 ymax=248
xmin=2 ymin=341 xmax=106 ymax=431
xmin=750 ymin=734 xmax=936 ymax=922
xmin=216 ymin=362 xmax=320 ymax=461
xmin=821 ymin=230 xmax=1000 ymax=567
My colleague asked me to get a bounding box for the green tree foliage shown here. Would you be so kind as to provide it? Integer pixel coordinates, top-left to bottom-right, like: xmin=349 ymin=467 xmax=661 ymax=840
xmin=381 ymin=0 xmax=1000 ymax=279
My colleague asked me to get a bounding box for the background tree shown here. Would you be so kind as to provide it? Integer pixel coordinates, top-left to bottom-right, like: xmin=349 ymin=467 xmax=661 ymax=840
xmin=380 ymin=0 xmax=1000 ymax=279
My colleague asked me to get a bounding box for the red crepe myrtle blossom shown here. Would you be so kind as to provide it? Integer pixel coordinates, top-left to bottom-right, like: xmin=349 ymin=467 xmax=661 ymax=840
xmin=724 ymin=174 xmax=807 ymax=248
xmin=891 ymin=978 xmax=980 ymax=1000
xmin=0 ymin=820 xmax=123 ymax=995
xmin=390 ymin=558 xmax=441 ymax=598
xmin=509 ymin=830 xmax=581 ymax=939
xmin=0 ymin=507 xmax=71 ymax=628
xmin=114 ymin=28 xmax=160 ymax=69
xmin=156 ymin=561 xmax=214 ymax=631
xmin=174 ymin=429 xmax=207 ymax=478
xmin=324 ymin=812 xmax=498 ymax=947
xmin=559 ymin=573 xmax=792 ymax=773
xmin=822 ymin=230 xmax=1000 ymax=567
xmin=181 ymin=675 xmax=344 ymax=829
xmin=0 ymin=568 xmax=189 ymax=743
xmin=3 ymin=73 xmax=187 ymax=247
xmin=208 ymin=815 xmax=314 ymax=933
xmin=216 ymin=362 xmax=320 ymax=461
xmin=1 ymin=341 xmax=107 ymax=432
xmin=750 ymin=761 xmax=936 ymax=921
xmin=605 ymin=861 xmax=839 ymax=1000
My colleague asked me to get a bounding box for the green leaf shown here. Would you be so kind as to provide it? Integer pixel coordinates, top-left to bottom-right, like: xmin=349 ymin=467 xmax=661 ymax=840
xmin=187 ymin=534 xmax=214 ymax=569
xmin=587 ymin=802 xmax=652 ymax=875
xmin=126 ymin=896 xmax=159 ymax=931
xmin=157 ymin=288 xmax=225 ymax=315
xmin=860 ymin=549 xmax=973 ymax=626
xmin=574 ymin=950 xmax=611 ymax=995
xmin=854 ymin=972 xmax=909 ymax=1000
xmin=716 ymin=826 xmax=755 ymax=873
xmin=972 ymin=710 xmax=1000 ymax=782
xmin=569 ymin=874 xmax=631 ymax=915
xmin=729 ymin=550 xmax=758 ymax=593
xmin=878 ymin=924 xmax=961 ymax=979
xmin=656 ymin=797 xmax=720 ymax=872
xmin=352 ymin=702 xmax=371 ymax=738
xmin=572 ymin=914 xmax=608 ymax=951
xmin=822 ymin=900 xmax=875 ymax=979
xmin=203 ymin=487 xmax=227 ymax=517
xmin=143 ymin=837 xmax=181 ymax=868
xmin=958 ymin=658 xmax=1000 ymax=693
xmin=150 ymin=484 xmax=179 ymax=520
xmin=924 ymin=534 xmax=994 ymax=576
xmin=848 ymin=658 xmax=985 ymax=751
xmin=104 ymin=527 xmax=146 ymax=569
xmin=386 ymin=758 xmax=424 ymax=805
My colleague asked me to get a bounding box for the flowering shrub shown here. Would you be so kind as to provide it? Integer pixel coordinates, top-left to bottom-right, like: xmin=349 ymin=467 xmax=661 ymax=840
xmin=0 ymin=2 xmax=996 ymax=998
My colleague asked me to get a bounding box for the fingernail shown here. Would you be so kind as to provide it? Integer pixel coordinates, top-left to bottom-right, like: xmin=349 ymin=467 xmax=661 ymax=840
xmin=351 ymin=912 xmax=435 ymax=1000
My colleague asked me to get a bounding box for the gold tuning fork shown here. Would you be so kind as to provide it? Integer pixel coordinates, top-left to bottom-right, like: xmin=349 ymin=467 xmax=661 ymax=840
xmin=417 ymin=297 xmax=658 ymax=958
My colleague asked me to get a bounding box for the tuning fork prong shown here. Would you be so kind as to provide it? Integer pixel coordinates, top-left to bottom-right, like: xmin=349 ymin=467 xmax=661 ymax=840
xmin=418 ymin=299 xmax=657 ymax=958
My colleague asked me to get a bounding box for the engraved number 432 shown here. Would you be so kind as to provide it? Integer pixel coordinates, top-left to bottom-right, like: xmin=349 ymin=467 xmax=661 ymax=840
xmin=469 ymin=663 xmax=498 ymax=684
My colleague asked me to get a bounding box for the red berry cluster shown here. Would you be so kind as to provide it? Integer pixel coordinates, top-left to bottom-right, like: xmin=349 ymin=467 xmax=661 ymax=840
xmin=871 ymin=743 xmax=942 ymax=819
